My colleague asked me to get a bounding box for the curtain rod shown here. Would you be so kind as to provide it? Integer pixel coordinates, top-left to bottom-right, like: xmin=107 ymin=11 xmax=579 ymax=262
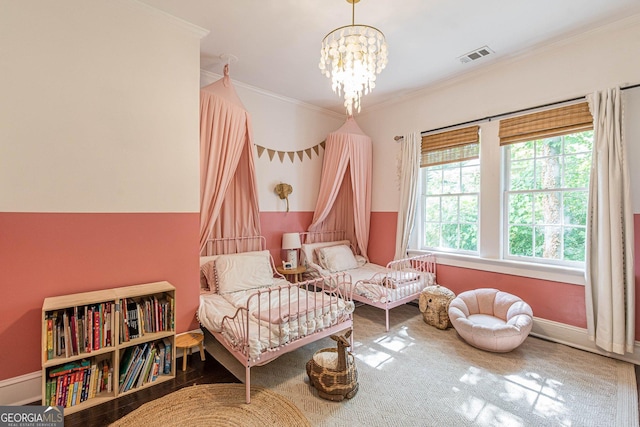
xmin=393 ymin=82 xmax=640 ymax=141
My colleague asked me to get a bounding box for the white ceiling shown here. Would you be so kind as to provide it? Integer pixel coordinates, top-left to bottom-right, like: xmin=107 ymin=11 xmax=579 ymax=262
xmin=139 ymin=0 xmax=640 ymax=115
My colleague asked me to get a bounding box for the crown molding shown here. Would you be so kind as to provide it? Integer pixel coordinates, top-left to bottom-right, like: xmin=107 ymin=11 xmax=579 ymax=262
xmin=200 ymin=69 xmax=344 ymax=120
xmin=123 ymin=0 xmax=210 ymax=39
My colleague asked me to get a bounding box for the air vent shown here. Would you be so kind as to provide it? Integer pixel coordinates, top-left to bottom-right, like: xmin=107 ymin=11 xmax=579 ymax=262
xmin=458 ymin=46 xmax=494 ymax=64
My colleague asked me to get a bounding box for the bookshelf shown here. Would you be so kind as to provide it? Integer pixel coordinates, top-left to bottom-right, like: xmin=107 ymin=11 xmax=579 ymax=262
xmin=41 ymin=281 xmax=176 ymax=415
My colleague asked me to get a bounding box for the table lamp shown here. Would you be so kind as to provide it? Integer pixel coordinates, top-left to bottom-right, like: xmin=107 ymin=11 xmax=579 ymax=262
xmin=282 ymin=232 xmax=302 ymax=269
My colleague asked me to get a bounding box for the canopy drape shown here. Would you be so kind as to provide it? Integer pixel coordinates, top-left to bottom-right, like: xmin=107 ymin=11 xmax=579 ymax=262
xmin=308 ymin=116 xmax=372 ymax=257
xmin=199 ymin=67 xmax=261 ymax=254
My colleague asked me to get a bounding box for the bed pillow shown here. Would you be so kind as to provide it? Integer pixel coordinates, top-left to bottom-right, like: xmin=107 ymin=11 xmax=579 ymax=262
xmin=301 ymin=240 xmax=352 ymax=266
xmin=199 ymin=256 xmax=220 ymax=291
xmin=215 ymin=250 xmax=274 ymax=294
xmin=316 ymin=244 xmax=359 ymax=272
xmin=200 ymin=261 xmax=218 ymax=292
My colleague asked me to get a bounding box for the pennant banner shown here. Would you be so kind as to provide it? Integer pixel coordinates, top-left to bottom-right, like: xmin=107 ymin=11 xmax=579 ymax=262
xmin=255 ymin=140 xmax=326 ymax=163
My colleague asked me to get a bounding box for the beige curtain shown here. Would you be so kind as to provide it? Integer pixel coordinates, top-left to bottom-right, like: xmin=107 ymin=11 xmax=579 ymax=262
xmin=394 ymin=132 xmax=420 ymax=260
xmin=585 ymin=87 xmax=635 ymax=354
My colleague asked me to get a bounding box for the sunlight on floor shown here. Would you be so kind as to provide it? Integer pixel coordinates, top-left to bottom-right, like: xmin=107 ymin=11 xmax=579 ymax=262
xmin=455 ymin=366 xmax=572 ymax=426
xmin=353 ymin=326 xmax=414 ymax=369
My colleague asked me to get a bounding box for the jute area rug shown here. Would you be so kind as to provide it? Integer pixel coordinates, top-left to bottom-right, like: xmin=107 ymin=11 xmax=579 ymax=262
xmin=109 ymin=383 xmax=309 ymax=427
xmin=249 ymin=304 xmax=638 ymax=427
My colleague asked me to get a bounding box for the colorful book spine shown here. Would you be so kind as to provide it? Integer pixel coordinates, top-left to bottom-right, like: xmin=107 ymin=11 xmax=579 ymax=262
xmin=162 ymin=338 xmax=172 ymax=374
xmin=46 ymin=316 xmax=54 ymax=360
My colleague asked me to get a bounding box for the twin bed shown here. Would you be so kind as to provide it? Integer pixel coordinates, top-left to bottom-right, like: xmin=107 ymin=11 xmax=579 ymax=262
xmin=196 ymin=235 xmax=436 ymax=403
xmin=300 ymin=233 xmax=437 ymax=331
xmin=197 ymin=236 xmax=354 ymax=403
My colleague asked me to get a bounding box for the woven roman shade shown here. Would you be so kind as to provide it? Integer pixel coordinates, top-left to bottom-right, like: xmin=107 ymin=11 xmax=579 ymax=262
xmin=421 ymin=125 xmax=479 ymax=167
xmin=499 ymin=102 xmax=593 ymax=145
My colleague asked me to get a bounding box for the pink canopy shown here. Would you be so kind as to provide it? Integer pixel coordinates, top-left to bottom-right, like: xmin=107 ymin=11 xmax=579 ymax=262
xmin=308 ymin=116 xmax=372 ymax=257
xmin=199 ymin=66 xmax=261 ymax=253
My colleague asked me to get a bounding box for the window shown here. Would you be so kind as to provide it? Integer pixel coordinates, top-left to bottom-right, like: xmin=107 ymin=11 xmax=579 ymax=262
xmin=500 ymin=102 xmax=593 ymax=265
xmin=417 ymin=126 xmax=480 ymax=253
xmin=421 ymin=160 xmax=480 ymax=251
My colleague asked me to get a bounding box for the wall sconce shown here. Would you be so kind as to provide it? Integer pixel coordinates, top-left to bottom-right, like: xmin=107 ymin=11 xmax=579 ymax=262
xmin=275 ymin=183 xmax=293 ymax=212
xmin=282 ymin=232 xmax=301 ymax=269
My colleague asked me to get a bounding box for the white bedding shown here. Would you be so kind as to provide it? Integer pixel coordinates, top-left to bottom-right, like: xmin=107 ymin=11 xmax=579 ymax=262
xmin=308 ymin=262 xmax=435 ymax=304
xmin=198 ymin=280 xmax=354 ymax=359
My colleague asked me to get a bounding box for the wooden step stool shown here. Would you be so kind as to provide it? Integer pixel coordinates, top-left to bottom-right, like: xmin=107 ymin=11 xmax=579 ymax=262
xmin=175 ymin=332 xmax=205 ymax=371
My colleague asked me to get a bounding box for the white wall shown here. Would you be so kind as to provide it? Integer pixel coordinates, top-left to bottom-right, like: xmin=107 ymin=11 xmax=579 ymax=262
xmin=200 ymin=71 xmax=344 ymax=212
xmin=0 ymin=0 xmax=204 ymax=213
xmin=357 ymin=14 xmax=640 ymax=213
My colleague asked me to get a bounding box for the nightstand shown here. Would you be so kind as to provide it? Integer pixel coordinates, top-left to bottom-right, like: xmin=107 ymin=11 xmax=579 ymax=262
xmin=276 ymin=265 xmax=307 ymax=283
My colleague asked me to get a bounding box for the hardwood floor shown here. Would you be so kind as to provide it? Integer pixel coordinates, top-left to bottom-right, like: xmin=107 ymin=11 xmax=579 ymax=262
xmin=32 ymin=353 xmax=239 ymax=427
xmin=31 ymin=353 xmax=640 ymax=425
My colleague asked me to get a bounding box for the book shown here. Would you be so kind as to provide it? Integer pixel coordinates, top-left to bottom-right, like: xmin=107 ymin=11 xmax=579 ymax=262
xmin=101 ymin=359 xmax=110 ymax=392
xmin=166 ymin=294 xmax=175 ymax=331
xmin=80 ymin=366 xmax=91 ymax=402
xmin=105 ymin=303 xmax=112 ymax=347
xmin=61 ymin=373 xmax=70 ymax=407
xmin=156 ymin=341 xmax=166 ymax=375
xmin=150 ymin=354 xmax=161 ymax=383
xmin=55 ymin=376 xmax=64 ymax=406
xmin=93 ymin=308 xmax=100 ymax=350
xmin=65 ymin=373 xmax=74 ymax=407
xmin=88 ymin=364 xmax=97 ymax=399
xmin=119 ymin=345 xmax=143 ymax=392
xmin=70 ymin=371 xmax=80 ymax=406
xmin=127 ymin=300 xmax=139 ymax=339
xmin=73 ymin=306 xmax=80 ymax=355
xmin=63 ymin=311 xmax=71 ymax=358
xmin=49 ymin=359 xmax=90 ymax=378
xmin=138 ymin=346 xmax=157 ymax=388
xmin=46 ymin=316 xmax=54 ymax=360
xmin=162 ymin=338 xmax=172 ymax=374
xmin=120 ymin=298 xmax=130 ymax=342
xmin=126 ymin=343 xmax=149 ymax=391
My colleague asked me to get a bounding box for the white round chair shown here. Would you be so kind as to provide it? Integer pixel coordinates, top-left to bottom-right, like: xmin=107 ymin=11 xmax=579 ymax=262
xmin=448 ymin=288 xmax=533 ymax=352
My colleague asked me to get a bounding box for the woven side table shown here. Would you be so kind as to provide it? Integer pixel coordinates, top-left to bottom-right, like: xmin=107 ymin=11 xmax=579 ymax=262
xmin=175 ymin=332 xmax=205 ymax=371
xmin=418 ymin=285 xmax=456 ymax=330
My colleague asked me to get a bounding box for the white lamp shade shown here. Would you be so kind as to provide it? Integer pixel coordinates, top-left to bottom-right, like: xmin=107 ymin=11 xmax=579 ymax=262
xmin=282 ymin=233 xmax=301 ymax=250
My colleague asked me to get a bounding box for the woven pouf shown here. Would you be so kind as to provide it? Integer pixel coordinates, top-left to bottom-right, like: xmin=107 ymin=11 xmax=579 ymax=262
xmin=419 ymin=285 xmax=456 ymax=330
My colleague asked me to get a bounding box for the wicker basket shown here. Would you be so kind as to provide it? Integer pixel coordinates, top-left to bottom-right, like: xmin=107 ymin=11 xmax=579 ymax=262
xmin=306 ymin=348 xmax=358 ymax=401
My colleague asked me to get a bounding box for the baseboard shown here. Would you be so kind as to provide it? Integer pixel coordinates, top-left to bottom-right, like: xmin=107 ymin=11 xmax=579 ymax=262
xmin=2 ymin=323 xmax=637 ymax=406
xmin=0 ymin=371 xmax=41 ymax=406
xmin=531 ymin=317 xmax=640 ymax=365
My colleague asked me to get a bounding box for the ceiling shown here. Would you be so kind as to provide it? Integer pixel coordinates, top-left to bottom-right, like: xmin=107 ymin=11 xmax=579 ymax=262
xmin=139 ymin=0 xmax=640 ymax=115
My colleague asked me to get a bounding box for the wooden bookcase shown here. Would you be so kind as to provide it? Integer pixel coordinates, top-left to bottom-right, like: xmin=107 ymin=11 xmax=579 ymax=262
xmin=41 ymin=281 xmax=176 ymax=415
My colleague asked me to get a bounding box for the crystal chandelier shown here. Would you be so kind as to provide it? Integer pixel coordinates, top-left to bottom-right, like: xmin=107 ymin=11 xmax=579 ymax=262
xmin=319 ymin=0 xmax=388 ymax=115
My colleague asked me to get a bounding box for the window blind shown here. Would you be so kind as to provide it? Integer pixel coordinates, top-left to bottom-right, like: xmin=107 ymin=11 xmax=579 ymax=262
xmin=499 ymin=102 xmax=593 ymax=146
xmin=421 ymin=125 xmax=479 ymax=167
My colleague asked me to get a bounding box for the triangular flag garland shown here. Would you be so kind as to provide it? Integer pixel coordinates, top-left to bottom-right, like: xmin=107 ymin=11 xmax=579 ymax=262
xmin=255 ymin=140 xmax=325 ymax=163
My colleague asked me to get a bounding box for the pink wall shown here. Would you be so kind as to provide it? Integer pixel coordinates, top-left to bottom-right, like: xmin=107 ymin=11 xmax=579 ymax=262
xmin=0 ymin=212 xmax=200 ymax=381
xmin=259 ymin=211 xmax=314 ymax=265
xmin=368 ymin=212 xmax=397 ymax=265
xmin=436 ymin=265 xmax=587 ymax=328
